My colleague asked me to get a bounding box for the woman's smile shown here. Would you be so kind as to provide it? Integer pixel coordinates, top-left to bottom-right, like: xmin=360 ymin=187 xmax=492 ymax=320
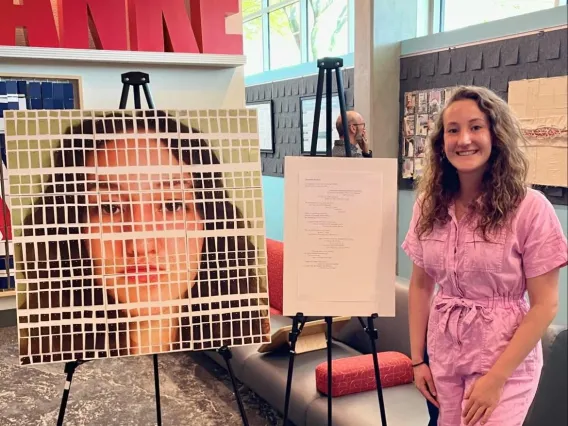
xmin=456 ymin=149 xmax=479 ymax=156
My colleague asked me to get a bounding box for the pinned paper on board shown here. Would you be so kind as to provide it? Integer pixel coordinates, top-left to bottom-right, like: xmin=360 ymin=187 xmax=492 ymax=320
xmin=508 ymin=76 xmax=568 ymax=188
xmin=3 ymin=108 xmax=271 ymax=365
xmin=400 ymin=86 xmax=458 ymax=180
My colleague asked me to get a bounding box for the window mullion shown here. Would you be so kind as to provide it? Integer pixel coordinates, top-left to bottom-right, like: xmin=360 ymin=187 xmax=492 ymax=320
xmin=262 ymin=9 xmax=270 ymax=71
xmin=430 ymin=0 xmax=443 ymax=34
xmin=348 ymin=0 xmax=355 ymax=54
xmin=300 ymin=0 xmax=308 ymax=63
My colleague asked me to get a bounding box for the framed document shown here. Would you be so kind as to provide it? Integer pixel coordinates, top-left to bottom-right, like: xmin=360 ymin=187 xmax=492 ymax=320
xmin=246 ymin=100 xmax=275 ymax=154
xmin=282 ymin=156 xmax=398 ymax=317
xmin=300 ymin=94 xmax=342 ymax=155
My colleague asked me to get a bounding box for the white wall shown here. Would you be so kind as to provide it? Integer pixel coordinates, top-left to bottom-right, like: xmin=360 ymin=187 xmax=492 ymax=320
xmin=1 ymin=60 xmax=246 ymax=110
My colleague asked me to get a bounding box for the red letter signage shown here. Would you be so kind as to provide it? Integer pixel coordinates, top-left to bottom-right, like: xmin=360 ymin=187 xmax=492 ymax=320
xmin=128 ymin=0 xmax=199 ymax=53
xmin=0 ymin=0 xmax=243 ymax=56
xmin=0 ymin=0 xmax=59 ymax=48
xmin=190 ymin=0 xmax=243 ymax=55
xmin=57 ymin=0 xmax=128 ymax=50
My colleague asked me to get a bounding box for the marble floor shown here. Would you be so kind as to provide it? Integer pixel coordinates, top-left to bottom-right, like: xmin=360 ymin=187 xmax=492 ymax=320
xmin=0 ymin=327 xmax=283 ymax=426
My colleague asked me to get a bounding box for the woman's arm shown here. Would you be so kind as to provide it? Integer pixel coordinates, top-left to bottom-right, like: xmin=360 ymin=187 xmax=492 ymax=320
xmin=408 ymin=263 xmax=436 ymax=364
xmin=486 ymin=267 xmax=560 ymax=383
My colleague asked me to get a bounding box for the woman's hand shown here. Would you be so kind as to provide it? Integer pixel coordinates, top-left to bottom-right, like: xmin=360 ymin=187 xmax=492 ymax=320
xmin=413 ymin=363 xmax=439 ymax=408
xmin=462 ymin=373 xmax=505 ymax=425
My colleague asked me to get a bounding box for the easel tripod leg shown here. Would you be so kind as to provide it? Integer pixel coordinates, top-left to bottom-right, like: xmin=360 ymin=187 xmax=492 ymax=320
xmin=333 ymin=63 xmax=351 ymax=157
xmin=218 ymin=346 xmax=249 ymax=426
xmin=360 ymin=316 xmax=388 ymax=426
xmin=57 ymin=361 xmax=81 ymax=426
xmin=324 ymin=316 xmax=334 ymax=425
xmin=153 ymin=354 xmax=162 ymax=426
xmin=309 ymin=67 xmax=326 ymax=156
xmin=283 ymin=312 xmax=306 ymax=426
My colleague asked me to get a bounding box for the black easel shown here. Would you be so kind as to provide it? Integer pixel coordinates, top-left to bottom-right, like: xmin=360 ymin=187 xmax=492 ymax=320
xmin=218 ymin=346 xmax=250 ymax=426
xmin=309 ymin=57 xmax=351 ymax=157
xmin=55 ymin=71 xmax=249 ymax=426
xmin=56 ymin=71 xmax=162 ymax=426
xmin=282 ymin=58 xmax=388 ymax=426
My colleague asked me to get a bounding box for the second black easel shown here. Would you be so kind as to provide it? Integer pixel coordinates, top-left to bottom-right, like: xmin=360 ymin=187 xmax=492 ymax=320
xmin=56 ymin=71 xmax=250 ymax=426
xmin=281 ymin=57 xmax=388 ymax=426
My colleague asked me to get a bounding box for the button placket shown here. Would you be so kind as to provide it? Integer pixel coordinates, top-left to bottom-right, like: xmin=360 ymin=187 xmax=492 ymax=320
xmin=454 ymin=221 xmax=464 ymax=296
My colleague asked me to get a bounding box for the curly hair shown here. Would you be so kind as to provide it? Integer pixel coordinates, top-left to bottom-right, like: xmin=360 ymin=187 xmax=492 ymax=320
xmin=415 ymin=85 xmax=529 ymax=241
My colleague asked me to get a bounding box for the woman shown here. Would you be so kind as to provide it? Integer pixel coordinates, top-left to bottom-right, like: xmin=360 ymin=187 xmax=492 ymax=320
xmin=402 ymin=86 xmax=567 ymax=426
xmin=18 ymin=110 xmax=270 ymax=365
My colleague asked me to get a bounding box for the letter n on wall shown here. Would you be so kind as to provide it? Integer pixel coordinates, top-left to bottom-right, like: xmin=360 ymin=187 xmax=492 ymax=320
xmin=128 ymin=0 xmax=200 ymax=53
xmin=57 ymin=0 xmax=128 ymax=50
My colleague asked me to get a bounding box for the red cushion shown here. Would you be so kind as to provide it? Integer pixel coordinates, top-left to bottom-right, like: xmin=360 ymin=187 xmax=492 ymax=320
xmin=266 ymin=239 xmax=283 ymax=313
xmin=270 ymin=306 xmax=282 ymax=316
xmin=0 ymin=197 xmax=12 ymax=240
xmin=315 ymin=352 xmax=413 ymax=397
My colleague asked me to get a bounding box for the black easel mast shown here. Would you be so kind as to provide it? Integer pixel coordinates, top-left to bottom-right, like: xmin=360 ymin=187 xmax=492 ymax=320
xmin=57 ymin=71 xmax=162 ymax=426
xmin=283 ymin=57 xmax=388 ymax=426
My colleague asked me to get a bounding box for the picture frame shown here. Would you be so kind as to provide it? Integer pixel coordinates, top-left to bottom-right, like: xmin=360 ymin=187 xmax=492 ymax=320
xmin=300 ymin=93 xmax=343 ymax=155
xmin=4 ymin=108 xmax=272 ymax=365
xmin=246 ymin=100 xmax=275 ymax=154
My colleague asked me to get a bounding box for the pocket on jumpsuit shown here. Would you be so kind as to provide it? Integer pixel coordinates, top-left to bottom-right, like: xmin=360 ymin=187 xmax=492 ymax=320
xmin=421 ymin=228 xmax=448 ymax=277
xmin=462 ymin=228 xmax=507 ymax=272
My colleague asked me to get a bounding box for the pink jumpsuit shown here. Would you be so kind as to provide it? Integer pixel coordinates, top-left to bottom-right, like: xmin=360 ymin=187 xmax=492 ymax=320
xmin=402 ymin=188 xmax=568 ymax=426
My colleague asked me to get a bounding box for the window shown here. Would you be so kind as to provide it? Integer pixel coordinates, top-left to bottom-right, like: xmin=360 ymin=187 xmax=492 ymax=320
xmin=441 ymin=0 xmax=562 ymax=32
xmin=307 ymin=0 xmax=349 ymax=61
xmin=243 ymin=0 xmax=262 ymax=14
xmin=243 ymin=17 xmax=264 ymax=75
xmin=242 ymin=0 xmax=355 ymax=76
xmin=269 ymin=2 xmax=302 ymax=69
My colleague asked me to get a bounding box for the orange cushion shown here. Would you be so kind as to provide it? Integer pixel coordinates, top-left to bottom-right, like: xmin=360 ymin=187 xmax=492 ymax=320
xmin=266 ymin=239 xmax=283 ymax=313
xmin=315 ymin=352 xmax=413 ymax=397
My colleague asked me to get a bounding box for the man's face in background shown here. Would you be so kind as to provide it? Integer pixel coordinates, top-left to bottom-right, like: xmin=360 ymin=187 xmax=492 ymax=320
xmin=349 ymin=113 xmax=366 ymax=143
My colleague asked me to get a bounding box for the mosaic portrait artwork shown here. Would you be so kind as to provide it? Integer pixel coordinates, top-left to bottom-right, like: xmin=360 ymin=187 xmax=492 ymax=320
xmin=3 ymin=109 xmax=271 ymax=366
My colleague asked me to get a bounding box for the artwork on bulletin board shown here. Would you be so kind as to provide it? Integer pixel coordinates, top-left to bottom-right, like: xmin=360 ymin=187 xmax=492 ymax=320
xmin=400 ymin=86 xmax=457 ymax=181
xmin=246 ymin=100 xmax=275 ymax=154
xmin=3 ymin=108 xmax=271 ymax=365
xmin=300 ymin=94 xmax=343 ymax=155
xmin=508 ymin=76 xmax=567 ymax=189
xmin=0 ymin=76 xmax=81 ymax=291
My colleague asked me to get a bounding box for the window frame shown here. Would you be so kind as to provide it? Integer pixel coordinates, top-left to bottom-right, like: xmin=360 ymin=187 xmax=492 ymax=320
xmin=437 ymin=0 xmax=565 ymax=33
xmin=243 ymin=0 xmax=355 ymax=75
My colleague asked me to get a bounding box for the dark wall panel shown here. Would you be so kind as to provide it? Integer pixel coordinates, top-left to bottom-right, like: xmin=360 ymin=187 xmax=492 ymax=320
xmin=399 ymin=29 xmax=568 ymax=203
xmin=400 ymin=29 xmax=567 ymax=100
xmin=246 ymin=68 xmax=355 ymax=177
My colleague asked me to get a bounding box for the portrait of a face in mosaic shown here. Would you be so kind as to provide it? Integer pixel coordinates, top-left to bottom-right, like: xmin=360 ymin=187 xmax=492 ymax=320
xmin=3 ymin=109 xmax=271 ymax=365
